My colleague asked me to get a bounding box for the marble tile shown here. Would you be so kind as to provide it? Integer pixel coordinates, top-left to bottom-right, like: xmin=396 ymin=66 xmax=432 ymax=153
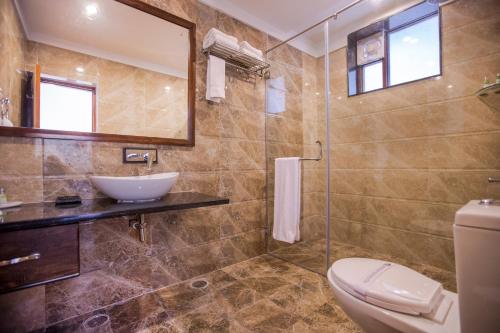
xmin=217 ymin=170 xmax=266 ymax=202
xmin=0 ymin=286 xmax=46 ymax=332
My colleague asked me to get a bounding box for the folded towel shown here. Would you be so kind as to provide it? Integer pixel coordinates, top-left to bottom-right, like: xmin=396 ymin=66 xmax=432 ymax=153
xmin=206 ymin=55 xmax=225 ymax=103
xmin=240 ymin=48 xmax=264 ymax=61
xmin=273 ymin=157 xmax=301 ymax=243
xmin=206 ymin=28 xmax=238 ymax=43
xmin=239 ymin=41 xmax=263 ymax=60
xmin=203 ymin=28 xmax=239 ymax=50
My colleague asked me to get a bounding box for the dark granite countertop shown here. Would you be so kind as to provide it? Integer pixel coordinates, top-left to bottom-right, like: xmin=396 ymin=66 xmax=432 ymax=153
xmin=0 ymin=192 xmax=229 ymax=232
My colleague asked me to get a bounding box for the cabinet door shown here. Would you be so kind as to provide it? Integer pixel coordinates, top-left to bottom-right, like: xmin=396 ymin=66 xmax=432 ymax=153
xmin=0 ymin=225 xmax=79 ymax=293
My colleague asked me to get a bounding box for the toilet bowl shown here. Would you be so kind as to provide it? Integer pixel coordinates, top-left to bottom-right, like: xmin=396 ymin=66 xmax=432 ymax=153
xmin=327 ymin=258 xmax=460 ymax=333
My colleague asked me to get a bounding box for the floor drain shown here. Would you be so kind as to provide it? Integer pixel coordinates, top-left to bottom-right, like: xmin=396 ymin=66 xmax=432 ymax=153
xmin=191 ymin=279 xmax=209 ymax=289
xmin=82 ymin=313 xmax=110 ymax=330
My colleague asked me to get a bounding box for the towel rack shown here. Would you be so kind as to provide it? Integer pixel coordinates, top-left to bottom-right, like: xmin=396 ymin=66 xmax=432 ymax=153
xmin=203 ymin=42 xmax=270 ymax=78
xmin=300 ymin=140 xmax=322 ymax=161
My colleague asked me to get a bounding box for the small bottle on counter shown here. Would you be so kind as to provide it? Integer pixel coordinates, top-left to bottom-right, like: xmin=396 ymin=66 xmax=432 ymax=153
xmin=496 ymin=73 xmax=500 ymax=84
xmin=0 ymin=188 xmax=7 ymax=204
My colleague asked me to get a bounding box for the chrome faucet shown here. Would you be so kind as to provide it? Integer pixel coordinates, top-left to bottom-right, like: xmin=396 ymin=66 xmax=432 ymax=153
xmin=143 ymin=153 xmax=153 ymax=171
xmin=126 ymin=152 xmax=154 ymax=172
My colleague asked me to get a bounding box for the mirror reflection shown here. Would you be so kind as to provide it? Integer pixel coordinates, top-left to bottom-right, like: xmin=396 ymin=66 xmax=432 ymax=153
xmin=1 ymin=0 xmax=191 ymax=140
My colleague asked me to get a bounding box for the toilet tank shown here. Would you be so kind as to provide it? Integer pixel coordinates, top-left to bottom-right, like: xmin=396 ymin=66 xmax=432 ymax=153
xmin=454 ymin=200 xmax=500 ymax=333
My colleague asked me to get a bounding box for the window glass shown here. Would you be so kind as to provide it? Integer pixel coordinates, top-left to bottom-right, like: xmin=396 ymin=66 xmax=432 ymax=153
xmin=348 ymin=70 xmax=357 ymax=96
xmin=363 ymin=61 xmax=383 ymax=92
xmin=40 ymin=82 xmax=94 ymax=132
xmin=388 ymin=15 xmax=440 ymax=86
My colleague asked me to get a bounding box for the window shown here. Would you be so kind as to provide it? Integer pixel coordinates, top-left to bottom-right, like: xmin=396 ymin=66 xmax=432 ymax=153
xmin=39 ymin=78 xmax=96 ymax=132
xmin=363 ymin=61 xmax=383 ymax=92
xmin=388 ymin=15 xmax=440 ymax=85
xmin=347 ymin=1 xmax=441 ymax=96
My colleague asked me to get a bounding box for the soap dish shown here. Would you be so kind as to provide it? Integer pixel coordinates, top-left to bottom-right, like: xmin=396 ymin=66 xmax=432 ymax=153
xmin=0 ymin=201 xmax=22 ymax=209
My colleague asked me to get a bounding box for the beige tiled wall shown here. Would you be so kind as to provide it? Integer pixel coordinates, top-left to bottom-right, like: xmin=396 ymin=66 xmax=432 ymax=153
xmin=329 ymin=0 xmax=500 ymax=271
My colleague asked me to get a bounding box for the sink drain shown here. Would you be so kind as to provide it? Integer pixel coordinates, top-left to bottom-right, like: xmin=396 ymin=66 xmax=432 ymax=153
xmin=82 ymin=313 xmax=110 ymax=330
xmin=191 ymin=279 xmax=209 ymax=290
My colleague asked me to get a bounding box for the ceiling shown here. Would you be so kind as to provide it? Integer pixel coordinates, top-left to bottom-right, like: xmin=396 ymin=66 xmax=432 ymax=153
xmin=15 ymin=0 xmax=190 ymax=78
xmin=200 ymin=0 xmax=423 ymax=56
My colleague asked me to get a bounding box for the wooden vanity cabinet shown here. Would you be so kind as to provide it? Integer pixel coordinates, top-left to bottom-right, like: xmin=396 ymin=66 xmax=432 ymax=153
xmin=0 ymin=225 xmax=79 ymax=293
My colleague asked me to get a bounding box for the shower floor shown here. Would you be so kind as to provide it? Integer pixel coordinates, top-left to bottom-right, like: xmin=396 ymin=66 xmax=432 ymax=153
xmin=270 ymin=240 xmax=457 ymax=292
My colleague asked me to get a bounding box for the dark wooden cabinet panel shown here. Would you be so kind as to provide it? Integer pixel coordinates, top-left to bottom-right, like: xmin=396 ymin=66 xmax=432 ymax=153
xmin=0 ymin=225 xmax=79 ymax=293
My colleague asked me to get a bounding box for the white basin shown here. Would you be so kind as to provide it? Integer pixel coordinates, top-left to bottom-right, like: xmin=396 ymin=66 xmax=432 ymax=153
xmin=90 ymin=172 xmax=179 ymax=203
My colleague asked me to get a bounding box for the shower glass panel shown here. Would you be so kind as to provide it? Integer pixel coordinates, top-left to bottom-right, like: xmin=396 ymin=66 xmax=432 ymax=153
xmin=265 ymin=22 xmax=329 ymax=274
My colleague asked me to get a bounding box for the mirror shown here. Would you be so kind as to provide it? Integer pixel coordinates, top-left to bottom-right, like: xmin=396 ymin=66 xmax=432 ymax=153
xmin=0 ymin=0 xmax=195 ymax=145
xmin=347 ymin=1 xmax=441 ymax=96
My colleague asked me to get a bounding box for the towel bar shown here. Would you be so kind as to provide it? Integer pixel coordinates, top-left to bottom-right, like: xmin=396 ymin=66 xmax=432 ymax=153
xmin=300 ymin=140 xmax=322 ymax=161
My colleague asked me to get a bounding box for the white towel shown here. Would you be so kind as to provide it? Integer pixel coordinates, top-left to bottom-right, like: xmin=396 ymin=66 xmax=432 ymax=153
xmin=239 ymin=41 xmax=263 ymax=60
xmin=206 ymin=55 xmax=225 ymax=103
xmin=203 ymin=28 xmax=239 ymax=50
xmin=273 ymin=157 xmax=301 ymax=243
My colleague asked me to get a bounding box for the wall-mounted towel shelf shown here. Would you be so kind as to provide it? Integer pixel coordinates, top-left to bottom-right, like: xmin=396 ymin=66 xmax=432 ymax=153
xmin=203 ymin=42 xmax=270 ymax=78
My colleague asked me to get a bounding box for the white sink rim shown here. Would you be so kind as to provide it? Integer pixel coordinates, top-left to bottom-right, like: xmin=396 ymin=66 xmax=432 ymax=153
xmin=90 ymin=172 xmax=179 ymax=203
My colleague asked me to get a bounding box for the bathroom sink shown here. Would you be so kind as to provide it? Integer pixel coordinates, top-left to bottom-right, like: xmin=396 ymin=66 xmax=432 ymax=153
xmin=90 ymin=172 xmax=179 ymax=203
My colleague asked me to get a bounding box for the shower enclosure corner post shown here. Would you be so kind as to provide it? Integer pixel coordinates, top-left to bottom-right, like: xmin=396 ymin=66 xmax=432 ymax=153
xmin=324 ymin=20 xmax=332 ymax=273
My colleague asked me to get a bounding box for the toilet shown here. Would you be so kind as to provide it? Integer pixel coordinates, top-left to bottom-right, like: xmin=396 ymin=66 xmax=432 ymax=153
xmin=327 ymin=200 xmax=500 ymax=333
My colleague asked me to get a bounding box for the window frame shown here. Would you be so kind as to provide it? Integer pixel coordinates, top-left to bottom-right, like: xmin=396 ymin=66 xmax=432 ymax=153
xmin=38 ymin=77 xmax=97 ymax=133
xmin=346 ymin=1 xmax=442 ymax=97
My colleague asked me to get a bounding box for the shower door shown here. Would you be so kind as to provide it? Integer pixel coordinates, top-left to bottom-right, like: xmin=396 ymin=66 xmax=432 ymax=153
xmin=265 ymin=23 xmax=330 ymax=274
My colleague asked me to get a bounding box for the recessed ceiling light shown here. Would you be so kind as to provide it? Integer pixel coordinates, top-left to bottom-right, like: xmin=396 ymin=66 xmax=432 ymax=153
xmin=85 ymin=4 xmax=99 ymax=20
xmin=164 ymin=86 xmax=171 ymax=91
xmin=76 ymin=67 xmax=85 ymax=73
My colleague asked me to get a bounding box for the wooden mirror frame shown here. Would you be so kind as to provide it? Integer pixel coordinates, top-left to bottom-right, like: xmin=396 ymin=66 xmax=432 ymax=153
xmin=0 ymin=0 xmax=196 ymax=146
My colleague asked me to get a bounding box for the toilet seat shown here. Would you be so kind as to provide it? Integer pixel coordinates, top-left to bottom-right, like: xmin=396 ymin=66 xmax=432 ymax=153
xmin=330 ymin=258 xmax=443 ymax=315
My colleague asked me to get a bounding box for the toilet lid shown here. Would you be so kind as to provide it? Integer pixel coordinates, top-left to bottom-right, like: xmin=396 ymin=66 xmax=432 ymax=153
xmin=330 ymin=258 xmax=443 ymax=315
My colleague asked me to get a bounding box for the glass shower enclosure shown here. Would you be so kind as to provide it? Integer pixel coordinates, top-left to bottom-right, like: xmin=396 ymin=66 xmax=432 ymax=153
xmin=265 ymin=21 xmax=331 ymax=274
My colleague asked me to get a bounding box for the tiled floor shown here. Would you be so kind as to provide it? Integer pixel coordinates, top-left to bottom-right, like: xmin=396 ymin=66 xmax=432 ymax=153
xmin=271 ymin=240 xmax=457 ymax=292
xmin=43 ymin=254 xmax=361 ymax=333
xmin=43 ymin=243 xmax=456 ymax=333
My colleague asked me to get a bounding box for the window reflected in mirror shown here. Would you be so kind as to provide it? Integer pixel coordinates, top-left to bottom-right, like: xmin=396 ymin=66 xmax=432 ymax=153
xmin=39 ymin=78 xmax=96 ymax=132
xmin=347 ymin=1 xmax=441 ymax=96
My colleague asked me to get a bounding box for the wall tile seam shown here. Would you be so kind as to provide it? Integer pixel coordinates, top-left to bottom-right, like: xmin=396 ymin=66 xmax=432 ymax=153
xmin=331 ymin=98 xmax=497 ymax=122
xmin=329 ymin=129 xmax=500 ymax=146
xmin=80 ymin=228 xmax=265 ymax=257
xmin=440 ymin=12 xmax=500 ymax=33
xmin=330 ymin=192 xmax=472 ymax=207
xmin=331 ymin=99 xmax=500 ymax=122
xmin=332 ymin=217 xmax=455 ymax=241
xmin=330 ymin=168 xmax=500 ymax=172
